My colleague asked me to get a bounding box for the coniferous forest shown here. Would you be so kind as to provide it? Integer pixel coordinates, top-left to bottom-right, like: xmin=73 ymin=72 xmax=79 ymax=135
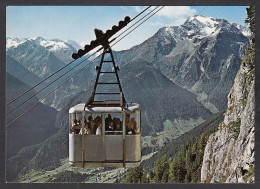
xmin=122 ymin=133 xmax=209 ymax=183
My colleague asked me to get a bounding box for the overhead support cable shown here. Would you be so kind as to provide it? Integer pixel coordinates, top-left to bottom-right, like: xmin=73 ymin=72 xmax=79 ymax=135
xmin=5 ymin=6 xmax=165 ymax=127
xmin=6 ymin=6 xmax=153 ymax=107
xmin=6 ymin=6 xmax=158 ymax=115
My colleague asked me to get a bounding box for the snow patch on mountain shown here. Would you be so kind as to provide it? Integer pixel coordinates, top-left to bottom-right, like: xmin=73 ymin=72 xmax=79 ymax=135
xmin=194 ymin=15 xmax=217 ymax=26
xmin=39 ymin=39 xmax=68 ymax=52
xmin=6 ymin=37 xmax=83 ymax=66
xmin=6 ymin=37 xmax=80 ymax=53
xmin=183 ymin=15 xmax=250 ymax=38
xmin=6 ymin=38 xmax=27 ymax=49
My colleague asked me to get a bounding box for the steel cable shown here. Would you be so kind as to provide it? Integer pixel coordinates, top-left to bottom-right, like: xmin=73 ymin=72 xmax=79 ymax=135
xmin=5 ymin=6 xmax=165 ymax=127
xmin=6 ymin=6 xmax=157 ymax=115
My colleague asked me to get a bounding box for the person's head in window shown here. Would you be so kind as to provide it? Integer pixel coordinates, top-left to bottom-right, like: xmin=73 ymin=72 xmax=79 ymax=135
xmin=108 ymin=121 xmax=114 ymax=130
xmin=96 ymin=123 xmax=102 ymax=135
xmin=79 ymin=122 xmax=90 ymax=135
xmin=126 ymin=121 xmax=131 ymax=128
xmin=116 ymin=122 xmax=121 ymax=130
xmin=114 ymin=122 xmax=121 ymax=135
xmin=85 ymin=123 xmax=91 ymax=134
xmin=126 ymin=121 xmax=133 ymax=134
xmin=90 ymin=120 xmax=95 ymax=128
xmin=88 ymin=115 xmax=93 ymax=122
xmin=131 ymin=118 xmax=137 ymax=129
xmin=131 ymin=118 xmax=136 ymax=123
xmin=94 ymin=116 xmax=101 ymax=123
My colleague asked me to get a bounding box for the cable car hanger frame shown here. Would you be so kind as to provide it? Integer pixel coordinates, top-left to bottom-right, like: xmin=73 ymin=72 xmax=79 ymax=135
xmin=72 ymin=16 xmax=133 ymax=108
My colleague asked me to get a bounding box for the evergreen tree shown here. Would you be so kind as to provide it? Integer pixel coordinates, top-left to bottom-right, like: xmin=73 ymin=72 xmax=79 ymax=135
xmin=245 ymin=6 xmax=255 ymax=34
xmin=169 ymin=158 xmax=178 ymax=183
xmin=184 ymin=147 xmax=192 ymax=182
xmin=123 ymin=167 xmax=142 ymax=183
xmin=161 ymin=155 xmax=169 ymax=182
xmin=141 ymin=170 xmax=149 ymax=183
xmin=123 ymin=169 xmax=134 ymax=183
xmin=148 ymin=169 xmax=155 ymax=183
xmin=177 ymin=148 xmax=187 ymax=182
xmin=161 ymin=169 xmax=169 ymax=183
xmin=154 ymin=158 xmax=163 ymax=182
xmin=133 ymin=167 xmax=142 ymax=183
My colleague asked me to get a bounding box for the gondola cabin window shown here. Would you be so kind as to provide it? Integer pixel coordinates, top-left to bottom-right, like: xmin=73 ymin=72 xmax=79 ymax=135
xmin=84 ymin=114 xmax=102 ymax=135
xmin=69 ymin=113 xmax=83 ymax=135
xmin=105 ymin=114 xmax=123 ymax=135
xmin=126 ymin=110 xmax=140 ymax=135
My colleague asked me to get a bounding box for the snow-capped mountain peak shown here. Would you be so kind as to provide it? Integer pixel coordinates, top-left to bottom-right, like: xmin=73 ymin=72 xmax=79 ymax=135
xmin=38 ymin=38 xmax=69 ymax=52
xmin=6 ymin=37 xmax=80 ymax=52
xmin=6 ymin=37 xmax=27 ymax=49
xmin=188 ymin=15 xmax=218 ymax=27
xmin=6 ymin=37 xmax=84 ymax=79
xmin=183 ymin=15 xmax=225 ymax=37
xmin=232 ymin=23 xmax=251 ymax=37
xmin=162 ymin=15 xmax=251 ymax=39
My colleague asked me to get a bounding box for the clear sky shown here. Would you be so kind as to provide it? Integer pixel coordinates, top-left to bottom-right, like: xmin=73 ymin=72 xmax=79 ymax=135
xmin=7 ymin=6 xmax=249 ymax=51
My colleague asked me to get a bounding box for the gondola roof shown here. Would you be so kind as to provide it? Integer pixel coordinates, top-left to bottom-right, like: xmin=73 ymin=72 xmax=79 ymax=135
xmin=69 ymin=103 xmax=140 ymax=114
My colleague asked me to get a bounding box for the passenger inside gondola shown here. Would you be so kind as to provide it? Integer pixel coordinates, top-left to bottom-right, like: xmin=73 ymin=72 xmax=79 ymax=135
xmin=114 ymin=121 xmax=122 ymax=135
xmin=79 ymin=122 xmax=91 ymax=135
xmin=89 ymin=120 xmax=96 ymax=134
xmin=71 ymin=119 xmax=81 ymax=134
xmin=113 ymin=117 xmax=117 ymax=126
xmin=106 ymin=120 xmax=114 ymax=135
xmin=105 ymin=114 xmax=112 ymax=126
xmin=131 ymin=118 xmax=138 ymax=134
xmin=96 ymin=123 xmax=102 ymax=135
xmin=126 ymin=120 xmax=135 ymax=135
xmin=94 ymin=116 xmax=102 ymax=126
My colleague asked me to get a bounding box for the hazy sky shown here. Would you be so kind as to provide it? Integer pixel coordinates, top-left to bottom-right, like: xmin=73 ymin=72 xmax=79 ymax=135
xmin=7 ymin=6 xmax=249 ymax=51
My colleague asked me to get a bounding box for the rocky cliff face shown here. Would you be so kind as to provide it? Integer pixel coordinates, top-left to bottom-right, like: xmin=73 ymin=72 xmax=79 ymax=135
xmin=201 ymin=38 xmax=255 ymax=183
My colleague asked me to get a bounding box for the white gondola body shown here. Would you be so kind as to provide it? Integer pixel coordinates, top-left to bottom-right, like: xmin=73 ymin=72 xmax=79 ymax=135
xmin=69 ymin=103 xmax=141 ymax=168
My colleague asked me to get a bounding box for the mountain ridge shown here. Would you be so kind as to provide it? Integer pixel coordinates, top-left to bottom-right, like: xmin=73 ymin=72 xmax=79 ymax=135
xmin=113 ymin=15 xmax=249 ymax=112
xmin=6 ymin=73 xmax=58 ymax=159
xmin=5 ymin=15 xmax=251 ymax=182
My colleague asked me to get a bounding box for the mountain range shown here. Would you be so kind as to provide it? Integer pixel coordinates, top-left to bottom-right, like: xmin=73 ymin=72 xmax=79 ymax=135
xmin=114 ymin=16 xmax=250 ymax=112
xmin=5 ymin=15 xmax=250 ymax=182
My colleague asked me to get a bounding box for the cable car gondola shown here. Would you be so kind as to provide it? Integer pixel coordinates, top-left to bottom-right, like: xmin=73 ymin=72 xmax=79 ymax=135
xmin=69 ymin=17 xmax=141 ymax=168
xmin=69 ymin=103 xmax=141 ymax=168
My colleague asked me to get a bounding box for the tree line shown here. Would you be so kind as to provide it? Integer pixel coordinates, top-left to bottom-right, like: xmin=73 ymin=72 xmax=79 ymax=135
xmin=122 ymin=133 xmax=209 ymax=183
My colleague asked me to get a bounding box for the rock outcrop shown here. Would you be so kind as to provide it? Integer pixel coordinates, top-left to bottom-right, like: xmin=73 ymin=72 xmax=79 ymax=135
xmin=200 ymin=37 xmax=255 ymax=183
